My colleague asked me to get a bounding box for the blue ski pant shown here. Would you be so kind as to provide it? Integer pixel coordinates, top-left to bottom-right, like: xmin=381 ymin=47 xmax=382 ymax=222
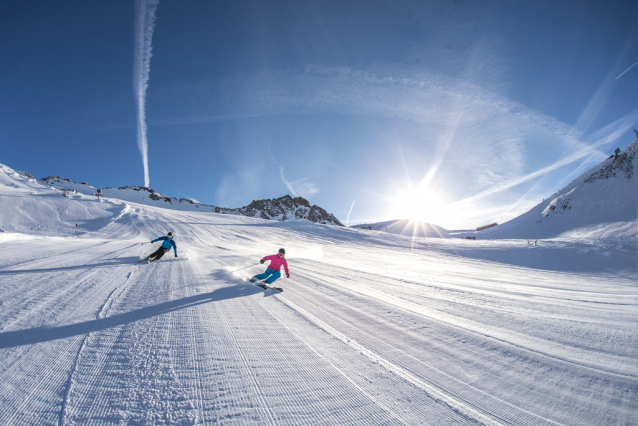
xmin=254 ymin=268 xmax=281 ymax=283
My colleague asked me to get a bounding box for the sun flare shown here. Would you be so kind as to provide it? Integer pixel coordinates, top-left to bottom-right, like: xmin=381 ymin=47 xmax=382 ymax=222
xmin=394 ymin=187 xmax=446 ymax=224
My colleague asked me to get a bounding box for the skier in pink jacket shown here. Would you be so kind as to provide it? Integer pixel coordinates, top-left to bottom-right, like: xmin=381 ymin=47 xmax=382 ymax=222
xmin=250 ymin=248 xmax=290 ymax=284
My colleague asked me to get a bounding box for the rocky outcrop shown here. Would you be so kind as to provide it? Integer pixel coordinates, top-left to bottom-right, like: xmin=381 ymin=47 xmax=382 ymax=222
xmin=41 ymin=176 xmax=72 ymax=184
xmin=232 ymin=195 xmax=343 ymax=226
xmin=541 ymin=188 xmax=575 ymax=218
xmin=307 ymin=205 xmax=342 ymax=225
xmin=584 ymin=143 xmax=636 ymax=182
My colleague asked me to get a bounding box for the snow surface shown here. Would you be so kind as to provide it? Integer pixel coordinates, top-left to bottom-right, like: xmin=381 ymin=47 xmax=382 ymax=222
xmin=1 ymin=162 xmax=637 ymax=425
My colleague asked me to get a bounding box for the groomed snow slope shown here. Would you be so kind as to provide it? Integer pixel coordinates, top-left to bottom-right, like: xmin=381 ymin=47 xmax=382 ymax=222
xmin=0 ymin=164 xmax=637 ymax=425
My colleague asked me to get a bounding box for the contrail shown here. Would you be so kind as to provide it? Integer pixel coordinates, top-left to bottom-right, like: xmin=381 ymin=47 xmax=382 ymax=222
xmin=268 ymin=146 xmax=297 ymax=196
xmin=133 ymin=0 xmax=159 ymax=187
xmin=278 ymin=166 xmax=298 ymax=197
xmin=616 ymin=59 xmax=638 ymax=79
xmin=452 ymin=110 xmax=638 ymax=207
xmin=346 ymin=199 xmax=356 ymax=227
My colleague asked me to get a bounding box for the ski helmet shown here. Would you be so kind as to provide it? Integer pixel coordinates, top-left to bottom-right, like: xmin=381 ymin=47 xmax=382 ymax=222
xmin=168 ymin=232 xmax=173 ymax=237
xmin=278 ymin=248 xmax=285 ymax=254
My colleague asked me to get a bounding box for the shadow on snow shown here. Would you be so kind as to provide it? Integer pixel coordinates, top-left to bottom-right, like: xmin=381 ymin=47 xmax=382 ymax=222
xmin=0 ymin=283 xmax=267 ymax=349
xmin=0 ymin=257 xmax=141 ymax=275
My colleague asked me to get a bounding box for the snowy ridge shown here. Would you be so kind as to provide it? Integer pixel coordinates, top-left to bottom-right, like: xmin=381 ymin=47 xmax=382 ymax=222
xmin=0 ymin=164 xmax=127 ymax=237
xmin=350 ymin=219 xmax=449 ymax=238
xmin=482 ymin=136 xmax=638 ymax=241
xmin=39 ymin=176 xmax=342 ymax=226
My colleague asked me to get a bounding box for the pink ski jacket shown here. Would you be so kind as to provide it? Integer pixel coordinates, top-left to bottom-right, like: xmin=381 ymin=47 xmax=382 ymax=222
xmin=262 ymin=254 xmax=289 ymax=275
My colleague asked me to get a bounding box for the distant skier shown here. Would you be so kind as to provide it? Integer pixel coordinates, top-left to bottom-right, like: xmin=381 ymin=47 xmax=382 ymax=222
xmin=251 ymin=248 xmax=290 ymax=285
xmin=140 ymin=232 xmax=177 ymax=263
xmin=96 ymin=188 xmax=102 ymax=200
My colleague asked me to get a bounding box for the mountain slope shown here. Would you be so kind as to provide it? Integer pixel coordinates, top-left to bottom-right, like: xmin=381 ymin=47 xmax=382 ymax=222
xmin=350 ymin=219 xmax=449 ymax=238
xmin=0 ymin=164 xmax=125 ymax=236
xmin=39 ymin=176 xmax=343 ymax=226
xmin=482 ymin=135 xmax=638 ymax=241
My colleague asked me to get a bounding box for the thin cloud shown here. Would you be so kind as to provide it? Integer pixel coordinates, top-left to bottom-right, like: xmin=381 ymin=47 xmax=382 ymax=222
xmin=228 ymin=66 xmax=635 ymax=215
xmin=569 ymin=47 xmax=633 ymax=140
xmin=451 ymin=110 xmax=638 ymax=208
xmin=278 ymin=166 xmax=296 ymax=196
xmin=162 ymin=63 xmax=634 ymax=227
xmin=148 ymin=114 xmax=262 ymax=126
xmin=278 ymin=166 xmax=320 ymax=199
xmin=222 ymin=65 xmax=586 ymax=177
xmin=215 ymin=170 xmax=262 ymax=208
xmin=155 ymin=65 xmax=586 ymax=185
xmin=292 ymin=178 xmax=320 ymax=198
xmin=133 ymin=0 xmax=159 ymax=188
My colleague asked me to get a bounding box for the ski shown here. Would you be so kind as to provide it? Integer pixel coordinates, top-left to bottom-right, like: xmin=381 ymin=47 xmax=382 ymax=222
xmin=137 ymin=257 xmax=187 ymax=263
xmin=259 ymin=283 xmax=283 ymax=292
xmin=249 ymin=278 xmax=283 ymax=292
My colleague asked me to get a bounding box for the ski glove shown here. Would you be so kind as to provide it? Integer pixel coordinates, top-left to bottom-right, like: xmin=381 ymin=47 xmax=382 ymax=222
xmin=260 ymin=259 xmax=265 ymax=264
xmin=286 ymin=274 xmax=290 ymax=278
xmin=175 ymin=254 xmax=178 ymax=257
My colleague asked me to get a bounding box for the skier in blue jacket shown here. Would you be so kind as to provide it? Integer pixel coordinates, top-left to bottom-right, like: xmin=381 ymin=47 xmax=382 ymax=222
xmin=140 ymin=232 xmax=177 ymax=263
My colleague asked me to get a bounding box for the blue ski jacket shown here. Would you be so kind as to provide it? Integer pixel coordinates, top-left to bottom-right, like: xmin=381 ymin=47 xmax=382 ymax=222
xmin=153 ymin=236 xmax=177 ymax=255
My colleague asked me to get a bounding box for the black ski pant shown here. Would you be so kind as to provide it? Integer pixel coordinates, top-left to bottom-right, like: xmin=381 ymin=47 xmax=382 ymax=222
xmin=150 ymin=247 xmax=169 ymax=260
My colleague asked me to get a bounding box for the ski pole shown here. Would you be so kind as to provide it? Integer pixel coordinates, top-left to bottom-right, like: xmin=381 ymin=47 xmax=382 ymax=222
xmin=229 ymin=263 xmax=261 ymax=273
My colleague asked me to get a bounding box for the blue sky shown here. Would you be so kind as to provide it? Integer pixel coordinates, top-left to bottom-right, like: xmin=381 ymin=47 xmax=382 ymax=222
xmin=1 ymin=0 xmax=637 ymax=229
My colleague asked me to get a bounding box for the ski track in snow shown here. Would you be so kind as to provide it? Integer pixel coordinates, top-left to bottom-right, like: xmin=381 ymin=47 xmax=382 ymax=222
xmin=0 ymin=175 xmax=637 ymax=425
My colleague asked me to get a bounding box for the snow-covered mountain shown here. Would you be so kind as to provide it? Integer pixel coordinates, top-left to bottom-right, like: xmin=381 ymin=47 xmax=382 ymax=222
xmin=230 ymin=195 xmax=343 ymax=225
xmin=481 ymin=134 xmax=638 ymax=241
xmin=0 ymin=165 xmax=121 ymax=236
xmin=350 ymin=219 xmax=449 ymax=238
xmin=39 ymin=176 xmax=343 ymax=226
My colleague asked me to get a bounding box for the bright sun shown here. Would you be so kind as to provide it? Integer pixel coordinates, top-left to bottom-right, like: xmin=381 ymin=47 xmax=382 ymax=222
xmin=394 ymin=187 xmax=445 ymax=224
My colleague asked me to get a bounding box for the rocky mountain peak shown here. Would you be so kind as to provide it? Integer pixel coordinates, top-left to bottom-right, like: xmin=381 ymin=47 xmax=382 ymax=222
xmin=240 ymin=195 xmax=342 ymax=225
